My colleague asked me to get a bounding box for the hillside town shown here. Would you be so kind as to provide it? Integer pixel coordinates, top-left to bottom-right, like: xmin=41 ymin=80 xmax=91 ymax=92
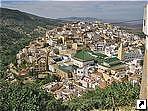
xmin=6 ymin=21 xmax=145 ymax=101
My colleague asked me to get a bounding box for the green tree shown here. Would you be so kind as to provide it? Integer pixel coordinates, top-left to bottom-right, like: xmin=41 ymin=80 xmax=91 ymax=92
xmin=0 ymin=80 xmax=64 ymax=111
xmin=65 ymin=82 xmax=140 ymax=111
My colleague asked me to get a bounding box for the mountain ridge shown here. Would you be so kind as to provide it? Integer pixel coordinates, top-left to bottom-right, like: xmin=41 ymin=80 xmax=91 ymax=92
xmin=0 ymin=8 xmax=65 ymax=77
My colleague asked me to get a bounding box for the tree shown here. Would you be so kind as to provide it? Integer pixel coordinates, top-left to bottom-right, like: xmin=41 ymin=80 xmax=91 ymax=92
xmin=65 ymin=82 xmax=140 ymax=111
xmin=0 ymin=80 xmax=64 ymax=111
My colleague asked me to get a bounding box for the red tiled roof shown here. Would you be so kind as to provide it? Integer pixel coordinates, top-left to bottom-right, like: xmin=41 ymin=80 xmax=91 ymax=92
xmin=19 ymin=68 xmax=29 ymax=76
xmin=98 ymin=80 xmax=107 ymax=89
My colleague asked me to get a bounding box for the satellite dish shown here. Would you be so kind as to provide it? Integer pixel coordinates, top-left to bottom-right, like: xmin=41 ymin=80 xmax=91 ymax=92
xmin=143 ymin=4 xmax=148 ymax=35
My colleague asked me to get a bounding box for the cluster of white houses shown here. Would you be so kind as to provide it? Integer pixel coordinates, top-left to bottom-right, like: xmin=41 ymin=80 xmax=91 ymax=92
xmin=8 ymin=21 xmax=144 ymax=100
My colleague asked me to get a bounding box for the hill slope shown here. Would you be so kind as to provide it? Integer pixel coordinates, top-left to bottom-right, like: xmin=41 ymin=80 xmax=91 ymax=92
xmin=0 ymin=8 xmax=65 ymax=77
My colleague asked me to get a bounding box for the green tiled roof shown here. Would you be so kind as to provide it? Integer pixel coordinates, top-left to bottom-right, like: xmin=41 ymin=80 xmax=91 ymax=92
xmin=101 ymin=62 xmax=124 ymax=68
xmin=104 ymin=57 xmax=120 ymax=64
xmin=58 ymin=65 xmax=74 ymax=73
xmin=94 ymin=52 xmax=108 ymax=58
xmin=72 ymin=49 xmax=108 ymax=62
xmin=94 ymin=52 xmax=108 ymax=64
xmin=110 ymin=62 xmax=125 ymax=67
xmin=72 ymin=50 xmax=94 ymax=62
xmin=102 ymin=57 xmax=125 ymax=68
xmin=72 ymin=50 xmax=124 ymax=69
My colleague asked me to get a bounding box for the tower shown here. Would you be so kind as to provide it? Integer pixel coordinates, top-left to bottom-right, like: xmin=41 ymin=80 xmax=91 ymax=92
xmin=143 ymin=4 xmax=148 ymax=35
xmin=139 ymin=4 xmax=148 ymax=105
xmin=117 ymin=42 xmax=123 ymax=60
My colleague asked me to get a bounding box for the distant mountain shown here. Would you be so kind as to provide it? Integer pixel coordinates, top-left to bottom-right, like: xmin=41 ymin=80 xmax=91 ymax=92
xmin=58 ymin=17 xmax=100 ymax=22
xmin=59 ymin=16 xmax=143 ymax=29
xmin=0 ymin=8 xmax=65 ymax=77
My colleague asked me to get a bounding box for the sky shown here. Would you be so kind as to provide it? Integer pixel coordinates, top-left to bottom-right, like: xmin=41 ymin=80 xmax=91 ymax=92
xmin=1 ymin=0 xmax=148 ymax=1
xmin=1 ymin=0 xmax=147 ymax=24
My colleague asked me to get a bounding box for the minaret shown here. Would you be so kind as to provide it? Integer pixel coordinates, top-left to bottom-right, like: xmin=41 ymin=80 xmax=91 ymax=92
xmin=139 ymin=4 xmax=148 ymax=105
xmin=117 ymin=42 xmax=123 ymax=60
xmin=143 ymin=4 xmax=148 ymax=35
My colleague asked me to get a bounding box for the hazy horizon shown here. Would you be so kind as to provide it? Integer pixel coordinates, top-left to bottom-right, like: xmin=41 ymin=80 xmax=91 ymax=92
xmin=1 ymin=1 xmax=147 ymax=24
